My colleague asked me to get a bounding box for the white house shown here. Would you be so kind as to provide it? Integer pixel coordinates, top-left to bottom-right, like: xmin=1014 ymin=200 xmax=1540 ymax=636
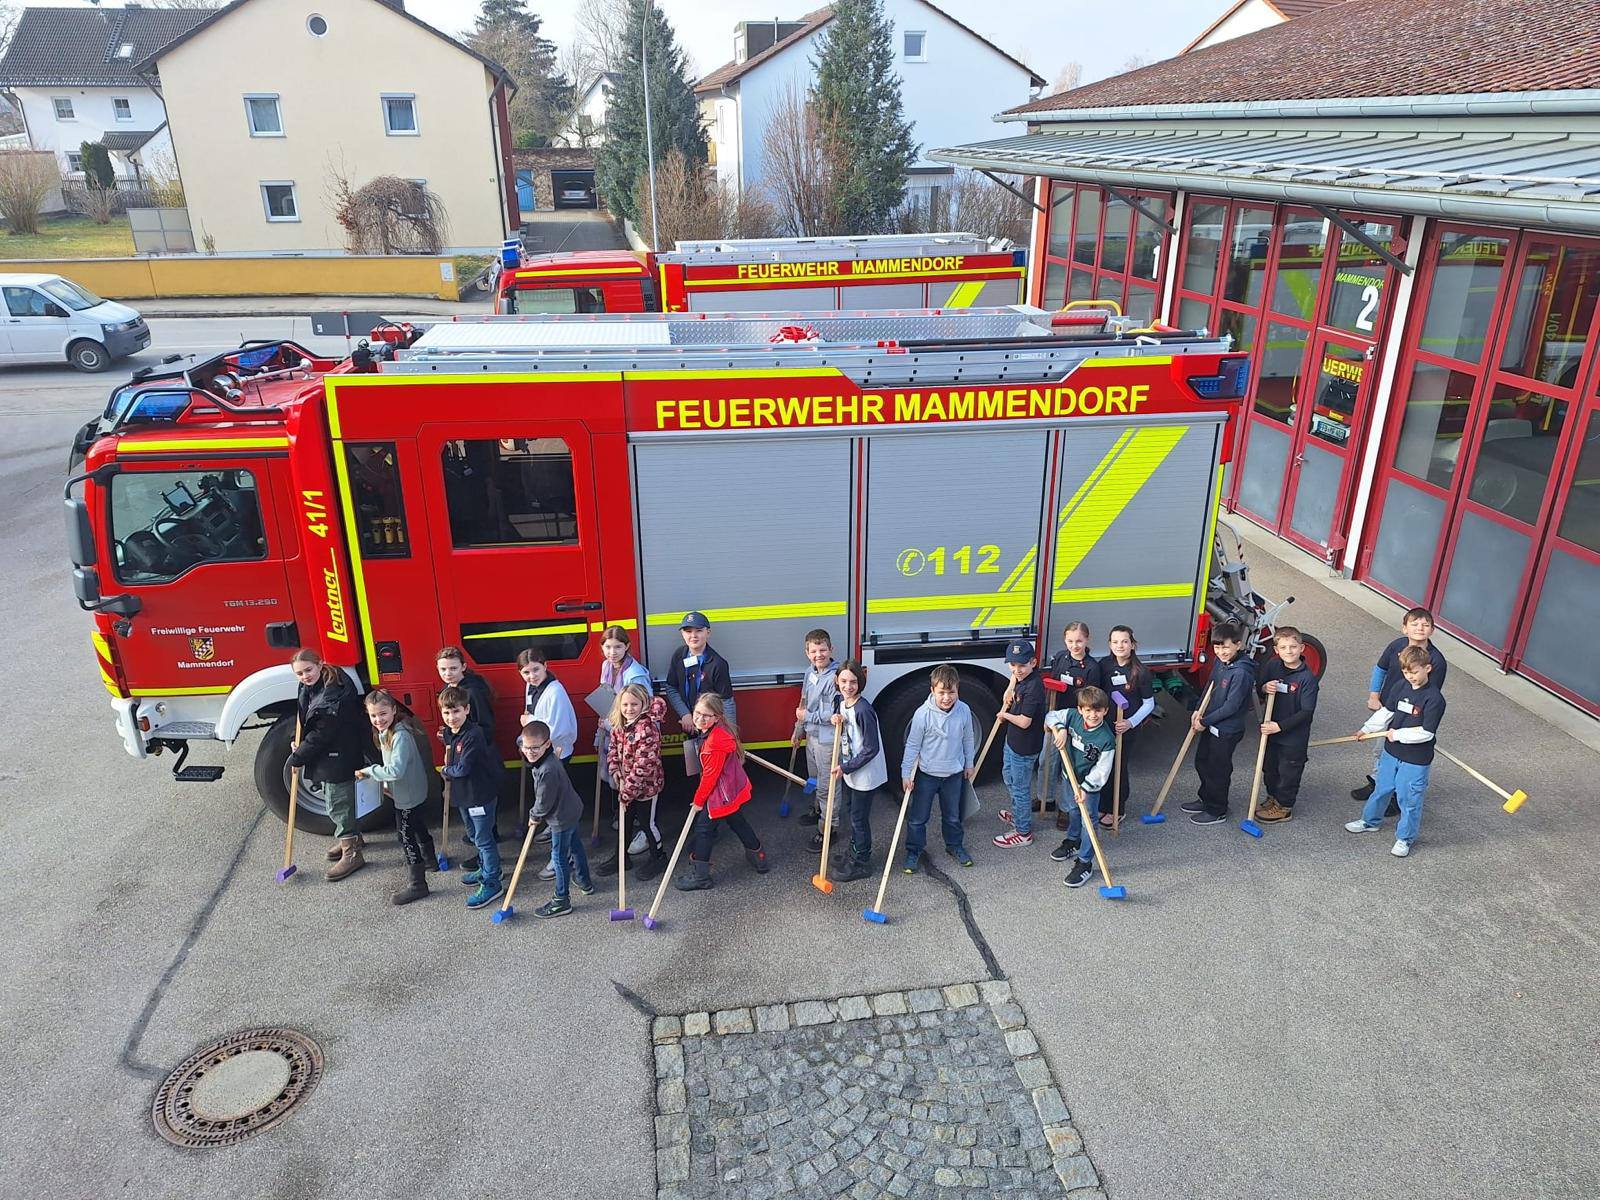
xmin=0 ymin=5 xmax=208 ymax=181
xmin=1180 ymin=0 xmax=1348 ymax=53
xmin=695 ymin=2 xmax=1042 ymax=207
xmin=562 ymin=71 xmax=619 ymax=147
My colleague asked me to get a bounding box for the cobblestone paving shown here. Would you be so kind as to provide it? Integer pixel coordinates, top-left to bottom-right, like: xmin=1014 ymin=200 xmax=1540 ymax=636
xmin=650 ymin=981 xmax=1104 ymax=1200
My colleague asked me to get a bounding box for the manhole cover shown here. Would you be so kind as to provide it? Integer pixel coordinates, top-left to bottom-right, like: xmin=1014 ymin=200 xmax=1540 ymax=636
xmin=152 ymin=1027 xmax=323 ymax=1148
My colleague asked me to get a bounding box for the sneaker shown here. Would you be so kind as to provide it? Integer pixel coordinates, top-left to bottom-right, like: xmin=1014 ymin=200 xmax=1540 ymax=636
xmin=538 ymin=862 xmax=556 ymax=880
xmin=462 ymin=854 xmax=481 ymax=872
xmin=902 ymin=853 xmax=921 ymax=875
xmin=534 ymin=897 xmax=573 ymax=918
xmin=594 ymin=855 xmax=620 ymax=878
xmin=946 ymin=845 xmax=974 ymax=867
xmin=808 ymin=831 xmax=825 ymax=852
xmin=1256 ymin=799 xmax=1292 ymax=822
xmin=1189 ymin=811 xmax=1227 ymax=826
xmin=998 ymin=809 xmax=1016 ymax=827
xmin=1344 ymin=819 xmax=1381 ymax=834
xmin=461 ymin=868 xmax=484 ymax=886
xmin=465 ymin=881 xmax=505 ymax=909
xmin=993 ymin=830 xmax=1033 ymax=849
xmin=834 ymin=857 xmax=873 ymax=882
xmin=1179 ymin=800 xmax=1204 ymax=814
xmin=1049 ymin=837 xmax=1080 ymax=863
xmin=628 ymin=831 xmax=648 ymax=856
xmin=1351 ymin=776 xmax=1375 ymax=804
xmin=1064 ymin=859 xmax=1094 ymax=888
xmin=1390 ymin=839 xmax=1412 ymax=858
xmin=575 ymin=877 xmax=596 ymax=895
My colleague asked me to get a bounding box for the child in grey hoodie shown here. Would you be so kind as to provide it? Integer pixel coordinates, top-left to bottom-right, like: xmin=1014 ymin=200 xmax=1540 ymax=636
xmin=899 ymin=664 xmax=976 ymax=871
xmin=517 ymin=720 xmax=594 ymax=918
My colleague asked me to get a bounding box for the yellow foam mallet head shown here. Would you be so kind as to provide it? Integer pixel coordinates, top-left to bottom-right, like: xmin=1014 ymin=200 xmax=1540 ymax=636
xmin=1503 ymin=790 xmax=1528 ymax=815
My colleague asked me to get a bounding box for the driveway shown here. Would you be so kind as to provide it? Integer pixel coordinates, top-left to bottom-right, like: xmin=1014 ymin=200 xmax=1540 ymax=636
xmin=519 ymin=209 xmax=630 ymax=255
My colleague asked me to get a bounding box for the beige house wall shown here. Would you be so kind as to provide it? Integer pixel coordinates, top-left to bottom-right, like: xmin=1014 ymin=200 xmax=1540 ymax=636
xmin=155 ymin=0 xmax=507 ymax=252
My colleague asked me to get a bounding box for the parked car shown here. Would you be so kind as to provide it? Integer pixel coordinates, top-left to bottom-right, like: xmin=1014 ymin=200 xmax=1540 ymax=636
xmin=0 ymin=273 xmax=149 ymax=371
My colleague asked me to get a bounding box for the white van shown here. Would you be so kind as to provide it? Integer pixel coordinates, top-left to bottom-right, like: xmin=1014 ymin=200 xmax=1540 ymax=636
xmin=0 ymin=273 xmax=149 ymax=371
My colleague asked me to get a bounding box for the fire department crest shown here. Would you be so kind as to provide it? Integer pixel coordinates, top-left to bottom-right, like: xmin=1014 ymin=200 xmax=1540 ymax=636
xmin=189 ymin=636 xmax=215 ymax=661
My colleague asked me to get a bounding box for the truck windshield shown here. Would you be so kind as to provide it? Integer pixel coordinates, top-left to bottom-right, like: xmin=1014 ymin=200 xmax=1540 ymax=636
xmin=505 ymin=285 xmax=605 ymax=315
xmin=110 ymin=469 xmax=267 ymax=583
xmin=40 ymin=278 xmax=103 ymax=311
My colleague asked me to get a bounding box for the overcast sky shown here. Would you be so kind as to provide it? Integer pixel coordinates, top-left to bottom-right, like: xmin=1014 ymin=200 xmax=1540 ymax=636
xmin=401 ymin=0 xmax=1218 ymax=90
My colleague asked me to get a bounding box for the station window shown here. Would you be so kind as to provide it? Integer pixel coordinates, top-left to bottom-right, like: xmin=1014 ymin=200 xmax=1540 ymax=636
xmin=441 ymin=438 xmax=578 ymax=549
xmin=111 ymin=469 xmax=267 ymax=584
xmin=1038 ymin=181 xmax=1169 ymax=321
xmin=344 ymin=443 xmax=409 ymax=558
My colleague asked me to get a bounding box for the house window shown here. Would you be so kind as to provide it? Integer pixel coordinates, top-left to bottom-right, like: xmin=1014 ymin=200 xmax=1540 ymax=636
xmin=261 ymin=182 xmax=299 ymax=222
xmin=113 ymin=97 xmax=133 ymax=121
xmin=53 ymin=97 xmax=75 ymax=121
xmin=65 ymin=151 xmax=84 ymax=173
xmin=245 ymin=94 xmax=283 ymax=136
xmin=903 ymin=31 xmax=926 ymax=61
xmin=382 ymin=94 xmax=418 ymax=136
xmin=307 ymin=14 xmax=328 ymax=36
xmin=116 ymin=43 xmax=134 ymax=59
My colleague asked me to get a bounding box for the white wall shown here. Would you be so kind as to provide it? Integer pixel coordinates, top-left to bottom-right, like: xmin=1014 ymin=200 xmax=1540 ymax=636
xmin=14 ymin=85 xmax=167 ymax=178
xmin=734 ymin=0 xmax=1037 ymax=202
xmin=1186 ymin=0 xmax=1285 ymax=52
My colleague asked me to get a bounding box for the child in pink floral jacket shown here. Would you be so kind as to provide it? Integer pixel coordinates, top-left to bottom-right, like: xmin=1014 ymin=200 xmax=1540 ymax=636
xmin=605 ymin=683 xmax=669 ymax=882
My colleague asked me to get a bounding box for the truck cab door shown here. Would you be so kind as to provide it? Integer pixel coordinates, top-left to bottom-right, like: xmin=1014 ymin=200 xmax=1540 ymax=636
xmin=101 ymin=455 xmax=298 ymax=701
xmin=416 ymin=420 xmax=608 ymax=734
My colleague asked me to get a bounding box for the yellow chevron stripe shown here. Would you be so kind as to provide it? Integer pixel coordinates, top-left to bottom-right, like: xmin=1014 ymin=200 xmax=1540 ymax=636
xmin=1053 ymin=426 xmax=1188 ymax=591
xmin=331 ymin=439 xmax=380 ymax=680
xmin=944 ymin=280 xmax=985 ymax=308
xmin=99 ymin=668 xmax=123 ymax=698
xmin=1197 ymin=463 xmax=1224 ymax=611
xmin=465 ymin=621 xmax=591 ymax=640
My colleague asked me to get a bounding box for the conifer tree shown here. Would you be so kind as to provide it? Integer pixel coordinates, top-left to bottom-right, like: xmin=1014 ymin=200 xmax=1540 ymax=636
xmin=810 ymin=0 xmax=917 ymax=233
xmin=596 ymin=0 xmax=705 ymax=228
xmin=469 ymin=0 xmax=572 ymax=148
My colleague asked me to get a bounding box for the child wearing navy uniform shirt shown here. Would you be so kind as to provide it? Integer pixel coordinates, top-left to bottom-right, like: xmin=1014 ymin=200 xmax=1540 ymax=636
xmin=1254 ymin=627 xmax=1319 ymax=822
xmin=1041 ymin=621 xmax=1103 ymax=828
xmin=665 ymin=611 xmax=735 ymax=777
xmin=1183 ymin=621 xmax=1256 ymax=825
xmin=1346 ymin=644 xmax=1445 ymax=857
xmin=1354 ymin=607 xmax=1447 ymax=805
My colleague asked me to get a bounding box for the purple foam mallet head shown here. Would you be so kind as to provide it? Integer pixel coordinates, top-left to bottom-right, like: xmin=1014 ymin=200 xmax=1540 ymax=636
xmin=641 ymin=915 xmax=659 ymax=930
xmin=609 ymin=907 xmax=635 ymax=921
xmin=275 ymin=864 xmax=297 ymax=882
xmin=491 ymin=905 xmax=514 ymax=923
xmin=1112 ymin=690 xmax=1129 ymax=711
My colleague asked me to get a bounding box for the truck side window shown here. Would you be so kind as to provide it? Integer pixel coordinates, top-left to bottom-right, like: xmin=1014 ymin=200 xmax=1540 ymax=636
xmin=344 ymin=442 xmax=409 ymax=558
xmin=506 ymin=286 xmax=606 ymax=315
xmin=110 ymin=469 xmax=267 ymax=584
xmin=441 ymin=438 xmax=578 ymax=548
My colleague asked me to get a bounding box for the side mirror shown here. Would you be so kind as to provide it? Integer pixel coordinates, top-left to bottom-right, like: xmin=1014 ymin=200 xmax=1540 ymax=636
xmin=72 ymin=564 xmax=101 ymax=605
xmin=44 ymin=302 xmax=68 ymax=318
xmin=65 ymin=496 xmax=96 ymax=566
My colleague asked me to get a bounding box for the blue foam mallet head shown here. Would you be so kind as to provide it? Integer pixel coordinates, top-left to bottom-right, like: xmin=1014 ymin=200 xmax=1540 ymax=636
xmin=778 ymin=801 xmax=791 ymax=817
xmin=436 ymin=852 xmax=451 ymax=871
xmin=491 ymin=905 xmax=514 ymax=923
xmin=862 ymin=908 xmax=887 ymax=924
xmin=1240 ymin=820 xmax=1263 ymax=839
xmin=1141 ymin=813 xmax=1165 ymax=824
xmin=803 ymin=778 xmax=818 ymax=795
xmin=1098 ymin=884 xmax=1127 ymax=899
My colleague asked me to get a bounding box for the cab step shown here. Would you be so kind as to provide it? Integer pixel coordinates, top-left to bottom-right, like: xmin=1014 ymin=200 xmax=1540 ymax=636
xmin=163 ymin=740 xmax=225 ymax=783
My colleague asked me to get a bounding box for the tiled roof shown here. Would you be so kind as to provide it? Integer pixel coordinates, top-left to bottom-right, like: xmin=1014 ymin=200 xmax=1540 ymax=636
xmin=100 ymin=129 xmax=160 ymax=154
xmin=1268 ymin=0 xmax=1351 ymax=16
xmin=0 ymin=6 xmax=210 ymax=87
xmin=1008 ymin=0 xmax=1600 ymax=117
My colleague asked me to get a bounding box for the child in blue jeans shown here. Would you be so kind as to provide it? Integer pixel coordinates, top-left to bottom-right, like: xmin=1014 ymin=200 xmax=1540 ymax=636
xmin=440 ymin=686 xmax=503 ymax=909
xmin=900 ymin=665 xmax=976 ymax=871
xmin=518 ymin=720 xmax=595 ymax=916
xmin=1345 ymin=645 xmax=1445 ymax=858
xmin=1043 ymin=685 xmax=1116 ymax=886
xmin=994 ymin=639 xmax=1047 ymax=849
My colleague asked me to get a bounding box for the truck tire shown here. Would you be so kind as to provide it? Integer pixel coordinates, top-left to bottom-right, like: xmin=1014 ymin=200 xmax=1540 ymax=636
xmin=254 ymin=712 xmax=394 ymax=835
xmin=1299 ymin=632 xmax=1330 ymax=680
xmin=874 ymin=665 xmax=1005 ymax=788
xmin=69 ymin=339 xmax=110 ymax=372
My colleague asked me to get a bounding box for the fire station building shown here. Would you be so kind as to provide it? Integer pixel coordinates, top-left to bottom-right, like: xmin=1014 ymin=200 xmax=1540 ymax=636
xmin=936 ymin=0 xmax=1600 ymax=718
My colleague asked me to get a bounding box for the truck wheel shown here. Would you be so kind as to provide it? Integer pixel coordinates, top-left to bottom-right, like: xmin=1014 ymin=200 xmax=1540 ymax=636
xmin=1299 ymin=633 xmax=1330 ymax=679
xmin=69 ymin=339 xmax=110 ymax=372
xmin=254 ymin=712 xmax=392 ymax=835
xmin=875 ymin=666 xmax=1004 ymax=787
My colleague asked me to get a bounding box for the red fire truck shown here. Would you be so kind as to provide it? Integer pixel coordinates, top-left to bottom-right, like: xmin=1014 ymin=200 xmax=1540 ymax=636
xmin=66 ymin=306 xmax=1309 ymax=832
xmin=496 ymin=232 xmax=1026 ymax=316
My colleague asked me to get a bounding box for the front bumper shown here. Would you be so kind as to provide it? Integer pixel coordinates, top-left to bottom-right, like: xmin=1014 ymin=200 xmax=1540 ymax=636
xmin=104 ymin=322 xmax=150 ymax=358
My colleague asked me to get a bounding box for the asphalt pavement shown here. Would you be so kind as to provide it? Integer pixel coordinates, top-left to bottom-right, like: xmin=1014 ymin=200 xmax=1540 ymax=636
xmin=2 ymin=320 xmax=1597 ymax=1200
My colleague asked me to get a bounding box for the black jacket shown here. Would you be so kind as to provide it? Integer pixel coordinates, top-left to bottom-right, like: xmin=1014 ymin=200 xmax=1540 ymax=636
xmin=287 ymin=671 xmax=369 ymax=785
xmin=461 ymin=667 xmax=496 ymax=745
xmin=1258 ymin=658 xmax=1318 ymax=744
xmin=665 ymin=645 xmax=733 ymax=718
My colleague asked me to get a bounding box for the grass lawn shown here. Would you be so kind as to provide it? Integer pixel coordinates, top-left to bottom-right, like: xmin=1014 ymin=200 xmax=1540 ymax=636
xmin=0 ymin=215 xmax=134 ymax=260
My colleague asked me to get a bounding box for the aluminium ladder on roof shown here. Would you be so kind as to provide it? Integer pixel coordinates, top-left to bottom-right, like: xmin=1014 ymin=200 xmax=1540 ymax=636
xmin=663 ymin=231 xmax=1015 ymax=264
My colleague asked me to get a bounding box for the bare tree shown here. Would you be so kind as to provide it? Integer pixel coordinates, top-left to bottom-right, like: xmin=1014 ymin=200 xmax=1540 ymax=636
xmin=1119 ymin=53 xmax=1152 ymax=73
xmin=892 ymin=170 xmax=1032 ymax=245
xmin=634 ymin=148 xmax=776 ymax=247
xmin=575 ymin=0 xmax=631 ymax=74
xmin=140 ymin=147 xmax=186 ymax=208
xmin=144 ymin=0 xmax=217 ymax=7
xmin=759 ymin=83 xmax=834 ymax=237
xmin=1051 ymin=61 xmax=1082 ymax=92
xmin=0 ymin=3 xmax=19 ymax=57
xmin=0 ymin=149 xmax=57 ymax=235
xmin=326 ymin=157 xmax=448 ymax=255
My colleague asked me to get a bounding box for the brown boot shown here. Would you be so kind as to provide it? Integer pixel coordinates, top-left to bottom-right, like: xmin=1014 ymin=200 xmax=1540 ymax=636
xmin=326 ymin=836 xmax=366 ymax=881
xmin=1256 ymin=798 xmax=1292 ymax=823
xmin=327 ymin=834 xmax=363 ymax=861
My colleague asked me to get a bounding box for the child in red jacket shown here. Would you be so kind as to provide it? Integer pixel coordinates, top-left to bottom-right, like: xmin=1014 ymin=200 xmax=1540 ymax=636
xmin=604 ymin=683 xmax=670 ymax=883
xmin=674 ymin=693 xmax=769 ymax=891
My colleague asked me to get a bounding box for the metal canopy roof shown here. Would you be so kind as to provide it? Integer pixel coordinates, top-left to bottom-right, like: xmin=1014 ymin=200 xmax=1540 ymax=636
xmin=933 ymin=127 xmax=1600 ymax=233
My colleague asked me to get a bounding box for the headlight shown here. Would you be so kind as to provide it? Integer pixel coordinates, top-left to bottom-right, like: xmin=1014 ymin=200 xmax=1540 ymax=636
xmin=104 ymin=318 xmax=141 ymax=333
